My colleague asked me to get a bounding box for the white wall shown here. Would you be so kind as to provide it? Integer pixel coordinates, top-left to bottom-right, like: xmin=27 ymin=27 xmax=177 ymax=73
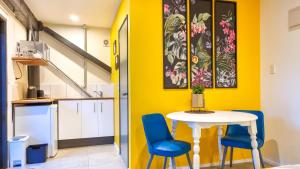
xmin=261 ymin=0 xmax=300 ymax=165
xmin=87 ymin=27 xmax=111 ymax=66
xmin=0 ymin=2 xmax=28 ymax=138
xmin=39 ymin=24 xmax=113 ymax=98
xmin=45 ymin=23 xmax=111 ymax=66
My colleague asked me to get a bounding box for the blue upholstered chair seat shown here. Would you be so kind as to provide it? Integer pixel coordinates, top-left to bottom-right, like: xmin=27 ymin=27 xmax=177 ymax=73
xmin=221 ymin=135 xmax=264 ymax=149
xmin=220 ymin=110 xmax=266 ymax=169
xmin=142 ymin=113 xmax=192 ymax=169
xmin=151 ymin=140 xmax=191 ymax=157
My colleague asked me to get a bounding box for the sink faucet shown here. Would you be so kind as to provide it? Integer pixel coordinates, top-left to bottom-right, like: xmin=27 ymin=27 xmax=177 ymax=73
xmin=93 ymin=91 xmax=103 ymax=97
xmin=99 ymin=91 xmax=103 ymax=97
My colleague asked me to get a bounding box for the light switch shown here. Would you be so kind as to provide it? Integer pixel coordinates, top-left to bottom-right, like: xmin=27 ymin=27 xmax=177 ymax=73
xmin=289 ymin=6 xmax=300 ymax=31
xmin=270 ymin=64 xmax=277 ymax=75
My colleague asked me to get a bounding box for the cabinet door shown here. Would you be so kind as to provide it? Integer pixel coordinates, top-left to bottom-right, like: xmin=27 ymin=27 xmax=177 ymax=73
xmin=82 ymin=100 xmax=99 ymax=138
xmin=58 ymin=100 xmax=82 ymax=140
xmin=98 ymin=100 xmax=114 ymax=137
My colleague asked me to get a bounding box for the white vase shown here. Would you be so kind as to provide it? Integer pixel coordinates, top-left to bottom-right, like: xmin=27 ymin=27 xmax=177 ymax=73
xmin=192 ymin=94 xmax=205 ymax=108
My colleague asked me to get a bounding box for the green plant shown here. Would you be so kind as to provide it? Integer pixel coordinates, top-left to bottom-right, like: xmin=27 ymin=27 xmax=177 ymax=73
xmin=192 ymin=84 xmax=205 ymax=94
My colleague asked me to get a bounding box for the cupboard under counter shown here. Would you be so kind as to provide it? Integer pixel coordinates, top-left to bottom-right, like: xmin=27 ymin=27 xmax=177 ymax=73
xmin=57 ymin=99 xmax=114 ymax=148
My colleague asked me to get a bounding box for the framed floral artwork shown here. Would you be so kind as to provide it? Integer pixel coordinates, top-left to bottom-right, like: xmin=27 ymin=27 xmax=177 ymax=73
xmin=190 ymin=0 xmax=213 ymax=88
xmin=215 ymin=1 xmax=237 ymax=88
xmin=163 ymin=0 xmax=188 ymax=89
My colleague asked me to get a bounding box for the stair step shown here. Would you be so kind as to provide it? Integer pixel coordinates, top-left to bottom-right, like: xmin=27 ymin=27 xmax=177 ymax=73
xmin=42 ymin=26 xmax=112 ymax=73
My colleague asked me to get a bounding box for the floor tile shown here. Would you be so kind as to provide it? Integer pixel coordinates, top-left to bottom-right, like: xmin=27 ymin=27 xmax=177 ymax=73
xmin=15 ymin=144 xmax=126 ymax=169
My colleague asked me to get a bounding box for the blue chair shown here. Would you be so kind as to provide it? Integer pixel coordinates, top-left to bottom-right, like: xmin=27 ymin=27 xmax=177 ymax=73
xmin=221 ymin=110 xmax=265 ymax=169
xmin=142 ymin=113 xmax=192 ymax=169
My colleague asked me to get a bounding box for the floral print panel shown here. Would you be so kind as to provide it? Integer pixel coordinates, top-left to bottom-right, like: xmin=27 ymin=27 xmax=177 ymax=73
xmin=215 ymin=1 xmax=237 ymax=88
xmin=163 ymin=0 xmax=188 ymax=89
xmin=190 ymin=0 xmax=213 ymax=88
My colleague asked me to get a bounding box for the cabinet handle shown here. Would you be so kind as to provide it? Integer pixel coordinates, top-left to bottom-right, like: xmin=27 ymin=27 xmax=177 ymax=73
xmin=101 ymin=102 xmax=103 ymax=113
xmin=94 ymin=102 xmax=96 ymax=112
xmin=76 ymin=103 xmax=79 ymax=113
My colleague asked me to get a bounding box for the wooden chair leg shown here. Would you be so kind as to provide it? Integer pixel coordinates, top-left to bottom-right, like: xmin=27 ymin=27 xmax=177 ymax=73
xmin=221 ymin=147 xmax=228 ymax=169
xmin=230 ymin=147 xmax=234 ymax=167
xmin=163 ymin=157 xmax=168 ymax=169
xmin=146 ymin=154 xmax=154 ymax=169
xmin=259 ymin=149 xmax=265 ymax=168
xmin=171 ymin=157 xmax=176 ymax=169
xmin=186 ymin=153 xmax=193 ymax=169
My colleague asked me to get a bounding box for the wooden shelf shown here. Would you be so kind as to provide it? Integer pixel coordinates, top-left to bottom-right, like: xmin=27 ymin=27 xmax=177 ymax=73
xmin=12 ymin=99 xmax=55 ymax=104
xmin=12 ymin=57 xmax=48 ymax=66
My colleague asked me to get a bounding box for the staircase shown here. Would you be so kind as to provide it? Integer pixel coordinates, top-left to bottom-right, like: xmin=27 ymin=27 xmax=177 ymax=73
xmin=42 ymin=26 xmax=112 ymax=73
xmin=3 ymin=0 xmax=110 ymax=99
xmin=39 ymin=26 xmax=112 ymax=98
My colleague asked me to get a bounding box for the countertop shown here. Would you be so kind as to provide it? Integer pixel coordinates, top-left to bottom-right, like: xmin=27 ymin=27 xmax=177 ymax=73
xmin=56 ymin=97 xmax=114 ymax=101
xmin=12 ymin=97 xmax=114 ymax=105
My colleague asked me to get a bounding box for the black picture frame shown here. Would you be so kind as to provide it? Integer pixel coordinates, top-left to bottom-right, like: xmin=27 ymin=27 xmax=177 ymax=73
xmin=163 ymin=0 xmax=188 ymax=89
xmin=215 ymin=1 xmax=237 ymax=88
xmin=190 ymin=0 xmax=213 ymax=88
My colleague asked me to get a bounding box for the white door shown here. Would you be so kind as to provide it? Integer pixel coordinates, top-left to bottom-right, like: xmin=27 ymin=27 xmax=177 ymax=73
xmin=98 ymin=100 xmax=114 ymax=137
xmin=58 ymin=100 xmax=82 ymax=140
xmin=82 ymin=100 xmax=99 ymax=138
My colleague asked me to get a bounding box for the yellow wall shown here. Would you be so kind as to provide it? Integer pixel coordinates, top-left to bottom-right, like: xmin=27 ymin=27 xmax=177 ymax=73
xmin=129 ymin=0 xmax=260 ymax=168
xmin=111 ymin=0 xmax=260 ymax=168
xmin=110 ymin=0 xmax=129 ymax=147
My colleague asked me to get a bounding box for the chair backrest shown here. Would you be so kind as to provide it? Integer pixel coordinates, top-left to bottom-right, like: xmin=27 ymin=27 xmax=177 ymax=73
xmin=142 ymin=113 xmax=173 ymax=148
xmin=227 ymin=110 xmax=265 ymax=142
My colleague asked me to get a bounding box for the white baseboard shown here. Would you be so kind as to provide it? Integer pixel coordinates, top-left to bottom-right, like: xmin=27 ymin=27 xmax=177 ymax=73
xmin=114 ymin=142 xmax=120 ymax=154
xmin=264 ymin=158 xmax=281 ymax=167
xmin=176 ymin=159 xmax=252 ymax=169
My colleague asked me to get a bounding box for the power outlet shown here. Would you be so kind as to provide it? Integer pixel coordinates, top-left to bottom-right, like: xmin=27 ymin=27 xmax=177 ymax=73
xmin=270 ymin=64 xmax=277 ymax=75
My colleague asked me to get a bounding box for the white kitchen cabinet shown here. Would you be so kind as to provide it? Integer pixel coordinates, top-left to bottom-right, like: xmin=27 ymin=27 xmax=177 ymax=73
xmin=98 ymin=100 xmax=114 ymax=137
xmin=81 ymin=100 xmax=99 ymax=138
xmin=58 ymin=100 xmax=82 ymax=140
xmin=58 ymin=99 xmax=114 ymax=141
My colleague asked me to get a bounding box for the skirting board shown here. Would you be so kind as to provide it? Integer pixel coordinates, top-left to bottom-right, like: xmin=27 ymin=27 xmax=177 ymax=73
xmin=58 ymin=136 xmax=114 ymax=149
xmin=175 ymin=159 xmax=252 ymax=169
xmin=264 ymin=158 xmax=281 ymax=167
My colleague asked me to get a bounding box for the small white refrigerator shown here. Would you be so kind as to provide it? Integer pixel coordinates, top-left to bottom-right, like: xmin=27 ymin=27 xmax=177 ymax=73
xmin=14 ymin=104 xmax=58 ymax=157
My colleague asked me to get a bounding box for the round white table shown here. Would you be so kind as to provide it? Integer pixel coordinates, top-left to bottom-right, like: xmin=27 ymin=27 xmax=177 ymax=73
xmin=167 ymin=111 xmax=260 ymax=169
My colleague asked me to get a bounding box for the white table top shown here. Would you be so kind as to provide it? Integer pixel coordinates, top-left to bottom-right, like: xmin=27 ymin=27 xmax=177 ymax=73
xmin=167 ymin=111 xmax=258 ymax=123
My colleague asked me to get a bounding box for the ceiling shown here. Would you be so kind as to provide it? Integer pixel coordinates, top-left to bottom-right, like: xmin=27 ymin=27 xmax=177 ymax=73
xmin=24 ymin=0 xmax=121 ymax=28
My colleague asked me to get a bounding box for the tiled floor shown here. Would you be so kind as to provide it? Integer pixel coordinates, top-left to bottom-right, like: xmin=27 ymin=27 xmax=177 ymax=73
xmin=25 ymin=145 xmax=127 ymax=169
xmin=13 ymin=145 xmax=273 ymax=169
xmin=205 ymin=162 xmax=272 ymax=169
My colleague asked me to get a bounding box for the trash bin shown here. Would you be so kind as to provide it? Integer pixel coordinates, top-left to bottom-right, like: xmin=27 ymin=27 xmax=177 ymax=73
xmin=8 ymin=136 xmax=29 ymax=168
xmin=26 ymin=144 xmax=48 ymax=164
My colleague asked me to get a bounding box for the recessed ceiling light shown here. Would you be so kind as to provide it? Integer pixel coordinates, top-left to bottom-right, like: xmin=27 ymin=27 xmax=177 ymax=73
xmin=69 ymin=14 xmax=79 ymax=22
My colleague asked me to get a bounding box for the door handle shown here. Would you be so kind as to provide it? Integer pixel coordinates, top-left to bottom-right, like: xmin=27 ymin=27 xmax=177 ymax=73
xmin=122 ymin=93 xmax=128 ymax=96
xmin=101 ymin=102 xmax=103 ymax=113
